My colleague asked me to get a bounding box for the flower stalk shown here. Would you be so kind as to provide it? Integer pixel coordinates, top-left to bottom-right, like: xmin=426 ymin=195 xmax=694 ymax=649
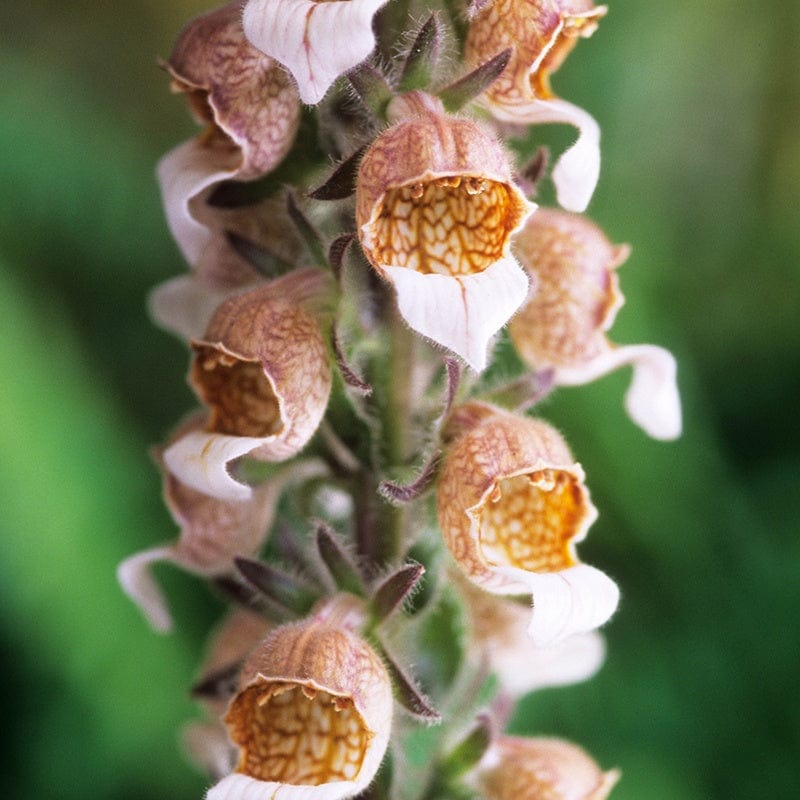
xmin=119 ymin=2 xmax=682 ymax=797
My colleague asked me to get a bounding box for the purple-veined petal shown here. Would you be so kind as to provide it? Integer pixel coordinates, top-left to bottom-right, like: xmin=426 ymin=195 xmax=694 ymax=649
xmin=243 ymin=0 xmax=388 ymax=105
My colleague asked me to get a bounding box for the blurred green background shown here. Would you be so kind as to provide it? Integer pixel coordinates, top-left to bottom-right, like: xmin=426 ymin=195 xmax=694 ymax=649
xmin=1 ymin=1 xmax=798 ymax=798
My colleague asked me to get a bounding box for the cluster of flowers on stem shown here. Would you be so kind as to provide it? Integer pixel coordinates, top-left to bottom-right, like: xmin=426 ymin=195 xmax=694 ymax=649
xmin=119 ymin=1 xmax=681 ymax=798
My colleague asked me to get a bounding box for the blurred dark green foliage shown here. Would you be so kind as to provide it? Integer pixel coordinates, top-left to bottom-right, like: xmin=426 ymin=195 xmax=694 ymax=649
xmin=1 ymin=1 xmax=798 ymax=798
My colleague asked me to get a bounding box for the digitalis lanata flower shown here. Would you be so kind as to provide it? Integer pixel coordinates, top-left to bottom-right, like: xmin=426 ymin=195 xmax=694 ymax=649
xmin=164 ymin=269 xmax=334 ymax=501
xmin=158 ymin=1 xmax=301 ymax=267
xmin=356 ymin=92 xmax=535 ymax=371
xmin=208 ymin=602 xmax=393 ymax=800
xmin=508 ymin=208 xmax=682 ymax=440
xmin=438 ymin=403 xmax=618 ymax=645
xmin=465 ymin=0 xmax=607 ymax=211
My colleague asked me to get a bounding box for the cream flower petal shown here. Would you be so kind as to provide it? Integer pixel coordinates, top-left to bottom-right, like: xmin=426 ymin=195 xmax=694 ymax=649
xmin=495 ymin=563 xmax=619 ymax=646
xmin=555 ymin=343 xmax=682 ymax=440
xmin=163 ymin=430 xmax=276 ymax=502
xmin=157 ymin=138 xmax=240 ymax=266
xmin=383 ymin=257 xmax=529 ymax=371
xmin=491 ymin=97 xmax=600 ymax=212
xmin=243 ymin=0 xmax=388 ymax=105
xmin=117 ymin=546 xmax=175 ymax=632
xmin=148 ymin=275 xmax=237 ymax=342
xmin=504 ymin=630 xmax=606 ymax=695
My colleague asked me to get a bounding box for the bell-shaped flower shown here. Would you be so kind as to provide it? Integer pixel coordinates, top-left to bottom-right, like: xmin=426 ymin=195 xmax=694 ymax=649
xmin=356 ymin=92 xmax=535 ymax=371
xmin=208 ymin=599 xmax=393 ymax=800
xmin=476 ymin=736 xmax=620 ymax=800
xmin=242 ymin=0 xmax=389 ymax=105
xmin=454 ymin=572 xmax=605 ymax=697
xmin=118 ymin=415 xmax=326 ymax=631
xmin=508 ymin=208 xmax=681 ymax=440
xmin=465 ymin=0 xmax=607 ymax=211
xmin=437 ymin=402 xmax=618 ymax=645
xmin=163 ymin=269 xmax=335 ymax=502
xmin=159 ymin=1 xmax=301 ymax=266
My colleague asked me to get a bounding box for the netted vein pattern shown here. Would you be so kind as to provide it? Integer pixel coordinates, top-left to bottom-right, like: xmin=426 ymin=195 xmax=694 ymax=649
xmin=227 ymin=683 xmax=370 ymax=785
xmin=371 ymin=177 xmax=519 ymax=276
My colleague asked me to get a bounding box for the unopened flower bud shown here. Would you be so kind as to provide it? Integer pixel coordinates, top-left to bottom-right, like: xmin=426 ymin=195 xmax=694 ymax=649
xmin=164 ymin=269 xmax=334 ymax=501
xmin=356 ymin=94 xmax=535 ymax=370
xmin=207 ymin=607 xmax=393 ymax=800
xmin=508 ymin=209 xmax=681 ymax=440
xmin=158 ymin=1 xmax=301 ymax=266
xmin=465 ymin=1 xmax=607 ymax=211
xmin=437 ymin=403 xmax=618 ymax=644
xmin=476 ymin=736 xmax=620 ymax=800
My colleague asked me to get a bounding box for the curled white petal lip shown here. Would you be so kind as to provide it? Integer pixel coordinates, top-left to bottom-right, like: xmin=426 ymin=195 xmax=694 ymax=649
xmin=489 ymin=97 xmax=600 ymax=213
xmin=383 ymin=257 xmax=530 ymax=371
xmin=555 ymin=343 xmax=682 ymax=440
xmin=163 ymin=430 xmax=273 ymax=502
xmin=157 ymin=139 xmax=239 ymax=266
xmin=243 ymin=0 xmax=388 ymax=105
xmin=117 ymin=546 xmax=176 ymax=633
xmin=495 ymin=563 xmax=620 ymax=646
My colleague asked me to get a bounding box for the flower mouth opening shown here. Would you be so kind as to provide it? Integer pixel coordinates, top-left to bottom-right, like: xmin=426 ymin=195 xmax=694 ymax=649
xmin=371 ymin=176 xmax=520 ymax=277
xmin=530 ymin=9 xmax=607 ymax=99
xmin=479 ymin=471 xmax=584 ymax=572
xmin=226 ymin=682 xmax=372 ymax=785
xmin=192 ymin=345 xmax=283 ymax=438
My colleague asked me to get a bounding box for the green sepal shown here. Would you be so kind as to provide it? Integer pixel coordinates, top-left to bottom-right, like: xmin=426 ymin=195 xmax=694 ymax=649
xmin=399 ymin=14 xmax=442 ymax=92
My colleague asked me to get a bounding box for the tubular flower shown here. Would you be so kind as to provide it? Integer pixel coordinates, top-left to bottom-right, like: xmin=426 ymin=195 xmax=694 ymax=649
xmin=242 ymin=0 xmax=389 ymax=105
xmin=164 ymin=269 xmax=335 ymax=502
xmin=208 ymin=603 xmax=393 ymax=800
xmin=476 ymin=736 xmax=620 ymax=800
xmin=437 ymin=402 xmax=618 ymax=645
xmin=508 ymin=208 xmax=682 ymax=440
xmin=464 ymin=0 xmax=607 ymax=212
xmin=118 ymin=415 xmax=325 ymax=631
xmin=356 ymin=93 xmax=535 ymax=371
xmin=454 ymin=572 xmax=605 ymax=697
xmin=158 ymin=0 xmax=301 ymax=266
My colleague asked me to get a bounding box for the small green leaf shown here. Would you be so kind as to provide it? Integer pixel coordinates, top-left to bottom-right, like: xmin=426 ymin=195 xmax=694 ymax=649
xmin=234 ymin=557 xmax=320 ymax=617
xmin=370 ymin=562 xmax=425 ymax=622
xmin=285 ymin=190 xmax=329 ymax=269
xmin=308 ymin=147 xmax=366 ymax=201
xmin=316 ymin=523 xmax=366 ymax=595
xmin=439 ymin=716 xmax=493 ymax=781
xmin=348 ymin=63 xmax=394 ymax=120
